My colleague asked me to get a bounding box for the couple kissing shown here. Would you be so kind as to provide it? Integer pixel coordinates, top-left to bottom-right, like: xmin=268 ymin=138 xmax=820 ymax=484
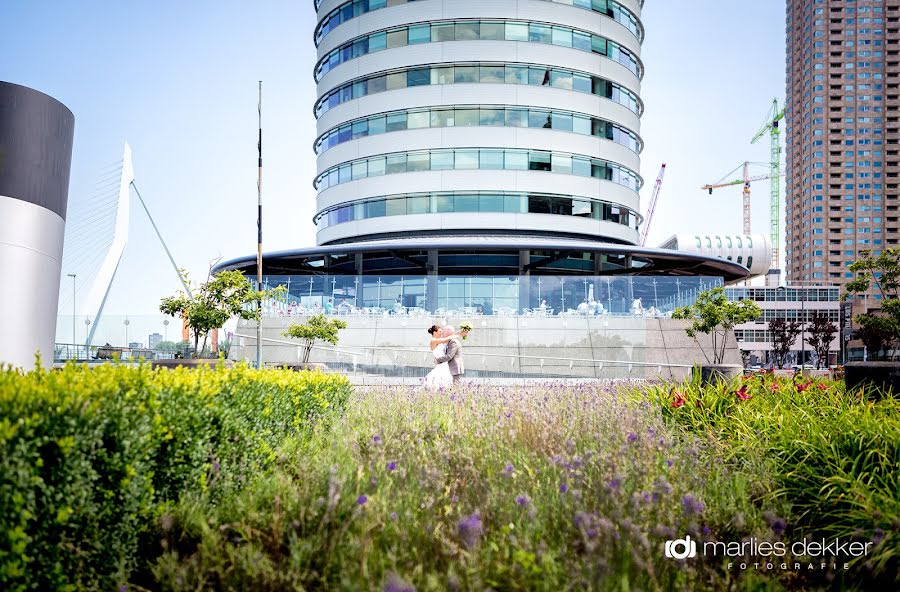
xmin=424 ymin=324 xmax=467 ymax=388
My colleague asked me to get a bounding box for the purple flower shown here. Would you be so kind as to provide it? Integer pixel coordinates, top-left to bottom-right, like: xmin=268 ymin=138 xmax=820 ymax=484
xmin=212 ymin=461 xmax=220 ymax=473
xmin=457 ymin=513 xmax=483 ymax=549
xmin=702 ymin=525 xmax=711 ymax=536
xmin=516 ymin=494 xmax=530 ymax=506
xmin=560 ymin=483 xmax=568 ymax=493
xmin=390 ymin=512 xmax=398 ymax=521
xmin=608 ymin=478 xmax=621 ymax=491
xmin=627 ymin=432 xmax=638 ymax=443
xmin=373 ymin=435 xmax=382 ymax=444
xmin=383 ymin=572 xmax=415 ymax=592
xmin=387 ymin=461 xmax=397 ymax=471
xmin=666 ymin=459 xmax=674 ymax=467
xmin=357 ymin=495 xmax=368 ymax=506
xmin=681 ymin=494 xmax=705 ymax=517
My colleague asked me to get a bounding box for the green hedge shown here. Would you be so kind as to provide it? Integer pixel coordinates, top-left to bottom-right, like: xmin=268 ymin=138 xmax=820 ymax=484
xmin=0 ymin=362 xmax=351 ymax=591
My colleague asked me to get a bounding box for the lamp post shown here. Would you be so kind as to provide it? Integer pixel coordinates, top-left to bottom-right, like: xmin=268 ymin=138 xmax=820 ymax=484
xmin=124 ymin=317 xmax=130 ymax=347
xmin=66 ymin=273 xmax=76 ymax=354
xmin=163 ymin=319 xmax=169 ymax=342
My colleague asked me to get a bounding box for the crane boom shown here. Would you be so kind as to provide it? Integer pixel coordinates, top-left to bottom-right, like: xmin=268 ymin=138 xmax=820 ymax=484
xmin=639 ymin=163 xmax=666 ymax=247
xmin=701 ymin=162 xmax=773 ymax=235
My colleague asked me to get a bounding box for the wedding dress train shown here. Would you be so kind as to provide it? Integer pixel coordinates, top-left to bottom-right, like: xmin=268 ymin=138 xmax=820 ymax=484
xmin=424 ymin=343 xmax=453 ymax=389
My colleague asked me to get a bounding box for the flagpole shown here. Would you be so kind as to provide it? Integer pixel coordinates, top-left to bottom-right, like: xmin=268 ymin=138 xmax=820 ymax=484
xmin=256 ymin=81 xmax=263 ymax=369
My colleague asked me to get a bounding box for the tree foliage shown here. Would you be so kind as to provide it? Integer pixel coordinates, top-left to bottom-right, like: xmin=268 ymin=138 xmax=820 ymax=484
xmin=283 ymin=314 xmax=348 ymax=363
xmin=672 ymin=287 xmax=761 ymax=365
xmin=855 ymin=320 xmax=895 ymax=361
xmin=160 ymin=270 xmax=283 ymax=358
xmin=844 ymin=248 xmax=900 ymax=360
xmin=805 ymin=313 xmax=837 ymax=369
xmin=769 ymin=318 xmax=801 ymax=369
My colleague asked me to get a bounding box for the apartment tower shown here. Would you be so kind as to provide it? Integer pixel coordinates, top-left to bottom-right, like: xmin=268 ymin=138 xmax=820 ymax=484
xmin=785 ymin=0 xmax=899 ymax=302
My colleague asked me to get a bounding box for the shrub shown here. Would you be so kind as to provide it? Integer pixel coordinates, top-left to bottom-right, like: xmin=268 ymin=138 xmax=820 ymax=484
xmin=0 ymin=362 xmax=350 ymax=591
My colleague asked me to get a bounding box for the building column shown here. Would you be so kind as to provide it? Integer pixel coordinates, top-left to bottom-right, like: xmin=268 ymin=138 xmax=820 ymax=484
xmin=426 ymin=249 xmax=439 ymax=312
xmin=518 ymin=250 xmax=531 ymax=312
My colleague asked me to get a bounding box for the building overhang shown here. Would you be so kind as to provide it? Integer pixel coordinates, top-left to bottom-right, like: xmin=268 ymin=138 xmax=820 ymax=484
xmin=214 ymin=236 xmax=750 ymax=283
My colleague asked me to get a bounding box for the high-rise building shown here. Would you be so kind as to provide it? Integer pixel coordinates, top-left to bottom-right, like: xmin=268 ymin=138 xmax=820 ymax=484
xmin=785 ymin=0 xmax=900 ymax=299
xmin=148 ymin=332 xmax=162 ymax=349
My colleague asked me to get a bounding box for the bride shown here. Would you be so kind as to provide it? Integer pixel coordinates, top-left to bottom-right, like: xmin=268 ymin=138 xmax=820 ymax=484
xmin=424 ymin=325 xmax=455 ymax=389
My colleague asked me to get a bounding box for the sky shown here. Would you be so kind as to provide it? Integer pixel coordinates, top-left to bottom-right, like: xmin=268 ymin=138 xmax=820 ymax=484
xmin=1 ymin=0 xmax=786 ymax=327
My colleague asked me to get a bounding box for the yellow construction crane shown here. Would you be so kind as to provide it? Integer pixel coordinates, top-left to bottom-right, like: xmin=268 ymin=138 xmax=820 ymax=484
xmin=701 ymin=161 xmax=773 ymax=235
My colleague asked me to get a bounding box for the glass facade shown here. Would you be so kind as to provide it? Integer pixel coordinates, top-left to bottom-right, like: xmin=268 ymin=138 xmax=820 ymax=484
xmin=315 ymin=0 xmax=643 ymax=45
xmin=315 ymin=105 xmax=641 ymax=154
xmin=315 ymin=20 xmax=642 ymax=80
xmin=314 ymin=191 xmax=640 ymax=230
xmin=255 ymin=275 xmax=723 ymax=317
xmin=315 ymin=148 xmax=642 ymax=191
xmin=314 ymin=62 xmax=641 ymax=117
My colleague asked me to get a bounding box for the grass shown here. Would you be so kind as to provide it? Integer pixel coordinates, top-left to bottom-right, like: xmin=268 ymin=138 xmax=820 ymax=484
xmin=145 ymin=382 xmax=792 ymax=591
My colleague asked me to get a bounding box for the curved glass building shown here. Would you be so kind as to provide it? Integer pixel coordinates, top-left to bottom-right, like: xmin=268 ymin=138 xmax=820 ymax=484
xmin=313 ymin=0 xmax=644 ymax=245
xmin=216 ymin=0 xmax=750 ymax=316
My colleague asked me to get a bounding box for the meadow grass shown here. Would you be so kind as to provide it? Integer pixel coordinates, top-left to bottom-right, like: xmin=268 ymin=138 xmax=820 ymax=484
xmin=148 ymin=382 xmax=791 ymax=591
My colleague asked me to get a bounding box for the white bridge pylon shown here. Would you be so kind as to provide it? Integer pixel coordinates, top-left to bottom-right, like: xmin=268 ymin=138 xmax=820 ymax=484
xmin=83 ymin=143 xmax=134 ymax=348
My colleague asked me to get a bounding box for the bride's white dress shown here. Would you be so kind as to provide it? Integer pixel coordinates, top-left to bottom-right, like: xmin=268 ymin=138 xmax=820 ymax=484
xmin=424 ymin=343 xmax=453 ymax=389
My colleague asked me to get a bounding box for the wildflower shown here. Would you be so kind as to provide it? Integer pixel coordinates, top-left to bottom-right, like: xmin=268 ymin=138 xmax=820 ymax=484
xmin=681 ymin=494 xmax=705 ymax=517
xmin=373 ymin=435 xmax=382 ymax=444
xmin=626 ymin=432 xmax=638 ymax=444
xmin=736 ymin=385 xmax=751 ymax=401
xmin=502 ymin=463 xmax=515 ymax=478
xmin=608 ymin=478 xmax=621 ymax=491
xmin=390 ymin=512 xmax=398 ymax=521
xmin=796 ymin=381 xmax=812 ymax=393
xmin=457 ymin=513 xmax=483 ymax=548
xmin=672 ymin=392 xmax=685 ymax=408
xmin=560 ymin=483 xmax=568 ymax=493
xmin=387 ymin=461 xmax=397 ymax=471
xmin=516 ymin=494 xmax=530 ymax=506
xmin=770 ymin=382 xmax=780 ymax=393
xmin=357 ymin=495 xmax=368 ymax=506
xmin=818 ymin=383 xmax=828 ymax=391
xmin=383 ymin=572 xmax=415 ymax=592
xmin=666 ymin=459 xmax=674 ymax=468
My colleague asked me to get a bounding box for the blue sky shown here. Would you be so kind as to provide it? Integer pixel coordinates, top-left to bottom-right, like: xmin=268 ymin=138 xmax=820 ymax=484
xmin=1 ymin=0 xmax=785 ymax=320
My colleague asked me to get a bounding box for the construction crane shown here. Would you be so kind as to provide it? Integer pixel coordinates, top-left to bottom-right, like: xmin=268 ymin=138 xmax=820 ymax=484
xmin=639 ymin=163 xmax=666 ymax=247
xmin=751 ymin=98 xmax=785 ymax=270
xmin=701 ymin=161 xmax=773 ymax=235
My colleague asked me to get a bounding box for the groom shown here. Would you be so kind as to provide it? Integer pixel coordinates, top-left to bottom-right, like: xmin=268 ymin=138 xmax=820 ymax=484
xmin=435 ymin=325 xmax=465 ymax=384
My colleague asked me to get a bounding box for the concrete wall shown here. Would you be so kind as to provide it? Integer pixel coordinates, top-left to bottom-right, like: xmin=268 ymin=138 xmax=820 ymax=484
xmin=231 ymin=314 xmax=741 ymax=381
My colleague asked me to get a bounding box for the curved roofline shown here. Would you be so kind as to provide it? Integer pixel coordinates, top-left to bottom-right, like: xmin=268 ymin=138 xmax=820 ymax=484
xmin=213 ymin=237 xmax=750 ymax=282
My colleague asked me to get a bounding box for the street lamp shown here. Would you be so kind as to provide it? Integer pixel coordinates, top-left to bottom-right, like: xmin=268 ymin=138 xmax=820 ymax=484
xmin=66 ymin=274 xmax=76 ymax=354
xmin=124 ymin=317 xmax=130 ymax=347
xmin=163 ymin=318 xmax=169 ymax=342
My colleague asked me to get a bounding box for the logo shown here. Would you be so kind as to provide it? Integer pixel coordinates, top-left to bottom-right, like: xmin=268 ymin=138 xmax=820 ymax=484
xmin=665 ymin=536 xmax=697 ymax=560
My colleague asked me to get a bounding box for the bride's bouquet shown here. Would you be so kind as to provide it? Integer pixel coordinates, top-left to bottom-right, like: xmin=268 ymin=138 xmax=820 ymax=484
xmin=459 ymin=321 xmax=473 ymax=339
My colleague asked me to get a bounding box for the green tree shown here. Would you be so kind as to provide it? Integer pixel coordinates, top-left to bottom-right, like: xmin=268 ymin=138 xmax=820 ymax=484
xmin=769 ymin=318 xmax=801 ymax=369
xmin=283 ymin=314 xmax=348 ymax=364
xmin=672 ymin=287 xmax=762 ymax=365
xmin=844 ymin=248 xmax=900 ymax=360
xmin=805 ymin=313 xmax=837 ymax=369
xmin=160 ymin=270 xmax=283 ymax=358
xmin=855 ymin=321 xmax=894 ymax=361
